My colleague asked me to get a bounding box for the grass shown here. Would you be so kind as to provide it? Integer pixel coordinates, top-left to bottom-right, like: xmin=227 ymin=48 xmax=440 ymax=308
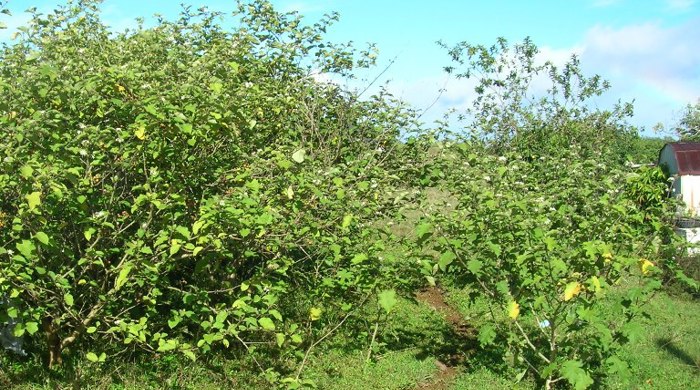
xmin=2 ymin=286 xmax=698 ymax=389
xmin=607 ymin=291 xmax=700 ymax=389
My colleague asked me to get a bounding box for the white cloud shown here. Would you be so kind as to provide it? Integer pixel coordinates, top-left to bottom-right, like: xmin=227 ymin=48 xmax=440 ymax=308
xmin=376 ymin=17 xmax=700 ymax=132
xmin=666 ymin=0 xmax=696 ymax=10
xmin=579 ymin=19 xmax=700 ymax=104
xmin=529 ymin=18 xmax=700 ymax=130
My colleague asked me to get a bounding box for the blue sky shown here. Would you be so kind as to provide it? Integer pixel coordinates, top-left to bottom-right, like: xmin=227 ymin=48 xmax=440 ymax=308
xmin=2 ymin=0 xmax=699 ymax=135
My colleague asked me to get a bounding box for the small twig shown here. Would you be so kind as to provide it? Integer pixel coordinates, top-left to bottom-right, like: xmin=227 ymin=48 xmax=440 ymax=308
xmin=365 ymin=321 xmax=380 ymax=364
xmin=514 ymin=320 xmax=550 ymax=364
xmin=358 ymin=56 xmax=397 ymax=98
xmin=545 ymin=376 xmax=563 ymax=390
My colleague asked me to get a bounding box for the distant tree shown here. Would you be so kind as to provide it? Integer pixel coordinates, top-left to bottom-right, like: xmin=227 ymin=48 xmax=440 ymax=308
xmin=440 ymin=37 xmax=637 ymax=161
xmin=626 ymin=136 xmax=672 ymax=164
xmin=677 ymin=99 xmax=700 ymax=141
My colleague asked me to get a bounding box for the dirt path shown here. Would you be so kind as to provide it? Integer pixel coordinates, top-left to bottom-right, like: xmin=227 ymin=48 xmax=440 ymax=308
xmin=414 ymin=285 xmax=476 ymax=390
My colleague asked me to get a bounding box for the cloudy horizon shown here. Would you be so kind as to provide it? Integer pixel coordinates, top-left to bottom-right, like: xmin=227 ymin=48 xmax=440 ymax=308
xmin=2 ymin=0 xmax=698 ymax=137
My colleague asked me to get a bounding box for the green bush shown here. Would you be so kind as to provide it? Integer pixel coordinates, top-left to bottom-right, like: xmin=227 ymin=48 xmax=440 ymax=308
xmin=0 ymin=1 xmax=412 ymax=384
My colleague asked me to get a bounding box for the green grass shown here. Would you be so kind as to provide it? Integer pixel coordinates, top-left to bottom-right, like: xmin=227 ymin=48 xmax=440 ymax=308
xmin=2 ymin=282 xmax=698 ymax=390
xmin=607 ymin=291 xmax=700 ymax=389
xmin=304 ymin=349 xmax=436 ymax=390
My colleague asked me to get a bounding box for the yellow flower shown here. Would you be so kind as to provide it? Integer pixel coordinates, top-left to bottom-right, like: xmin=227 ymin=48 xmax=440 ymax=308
xmin=638 ymin=259 xmax=655 ymax=276
xmin=134 ymin=123 xmax=146 ymax=140
xmin=564 ymin=282 xmax=581 ymax=301
xmin=507 ymin=301 xmax=520 ymax=320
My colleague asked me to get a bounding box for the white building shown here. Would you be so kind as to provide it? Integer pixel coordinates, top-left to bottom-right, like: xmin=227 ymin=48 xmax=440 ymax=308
xmin=658 ymin=142 xmax=700 ymax=252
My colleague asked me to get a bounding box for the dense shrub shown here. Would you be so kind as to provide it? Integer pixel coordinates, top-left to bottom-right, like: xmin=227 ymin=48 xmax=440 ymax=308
xmin=0 ymin=1 xmax=413 ymax=384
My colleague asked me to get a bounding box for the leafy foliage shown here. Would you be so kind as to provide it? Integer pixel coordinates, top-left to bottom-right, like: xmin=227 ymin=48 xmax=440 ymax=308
xmin=0 ymin=2 xmax=692 ymax=389
xmin=410 ymin=145 xmax=674 ymax=387
xmin=0 ymin=0 xmax=413 ymax=383
xmin=441 ymin=37 xmax=637 ymax=160
xmin=676 ymin=99 xmax=700 ymax=141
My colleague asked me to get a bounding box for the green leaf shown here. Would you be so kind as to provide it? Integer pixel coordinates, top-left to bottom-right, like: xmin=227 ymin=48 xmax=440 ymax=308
xmin=115 ymin=263 xmax=133 ymax=291
xmin=157 ymin=339 xmax=179 ymax=352
xmin=168 ymin=317 xmax=181 ymax=329
xmin=34 ymin=231 xmax=49 ymax=245
xmin=192 ymin=220 xmax=205 ymax=235
xmin=215 ymin=311 xmax=228 ymax=324
xmin=415 ymin=223 xmax=433 ymax=240
xmin=20 ymin=165 xmax=33 ymax=178
xmin=86 ymin=352 xmax=99 ymax=362
xmin=13 ymin=323 xmax=25 ymax=337
xmin=170 ymin=239 xmax=182 ymax=255
xmin=351 ymin=253 xmax=368 ymax=264
xmin=64 ymin=293 xmax=74 ymax=306
xmin=16 ymin=240 xmax=35 ymax=258
xmin=466 ymin=259 xmax=483 ymax=275
xmin=258 ymin=317 xmax=275 ymax=331
xmin=25 ymin=322 xmax=39 ymax=335
xmin=437 ymin=251 xmax=456 ymax=271
xmin=341 ymin=214 xmax=353 ymax=229
xmin=543 ymin=236 xmax=557 ymax=251
xmin=175 ymin=226 xmax=190 ymax=239
xmin=276 ymin=333 xmax=286 ymax=347
xmin=292 ymin=149 xmax=306 ymax=163
xmin=25 ymin=191 xmax=41 ymax=211
xmin=84 ymin=228 xmax=96 ymax=241
xmin=478 ymin=324 xmax=497 ymax=346
xmin=182 ymin=349 xmax=196 ymax=361
xmin=377 ymin=289 xmax=397 ymax=314
xmin=269 ymin=309 xmax=283 ymax=321
xmin=605 ymin=355 xmax=629 ymax=374
xmin=561 ymin=360 xmax=594 ymax=390
xmin=209 ymin=82 xmax=223 ymax=94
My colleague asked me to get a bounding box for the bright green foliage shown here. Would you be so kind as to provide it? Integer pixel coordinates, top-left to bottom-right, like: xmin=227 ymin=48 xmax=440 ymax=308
xmin=410 ymin=144 xmax=679 ymax=388
xmin=0 ymin=2 xmax=693 ymax=388
xmin=0 ymin=0 xmax=413 ymax=380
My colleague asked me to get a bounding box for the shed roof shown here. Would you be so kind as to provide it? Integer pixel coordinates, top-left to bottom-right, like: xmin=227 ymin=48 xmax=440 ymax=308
xmin=660 ymin=142 xmax=700 ymax=175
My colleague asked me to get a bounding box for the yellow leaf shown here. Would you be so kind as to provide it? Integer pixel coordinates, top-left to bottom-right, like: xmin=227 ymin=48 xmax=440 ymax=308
xmin=134 ymin=124 xmax=146 ymax=140
xmin=602 ymin=252 xmax=613 ymax=263
xmin=507 ymin=301 xmax=520 ymax=320
xmin=116 ymin=84 xmax=125 ymax=93
xmin=564 ymin=282 xmax=581 ymax=301
xmin=309 ymin=307 xmax=322 ymax=321
xmin=638 ymin=259 xmax=655 ymax=276
xmin=285 ymin=185 xmax=294 ymax=199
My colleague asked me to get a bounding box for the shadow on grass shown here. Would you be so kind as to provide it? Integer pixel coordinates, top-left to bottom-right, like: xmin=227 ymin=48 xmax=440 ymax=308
xmin=379 ymin=297 xmax=505 ymax=373
xmin=656 ymin=337 xmax=700 ymax=374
